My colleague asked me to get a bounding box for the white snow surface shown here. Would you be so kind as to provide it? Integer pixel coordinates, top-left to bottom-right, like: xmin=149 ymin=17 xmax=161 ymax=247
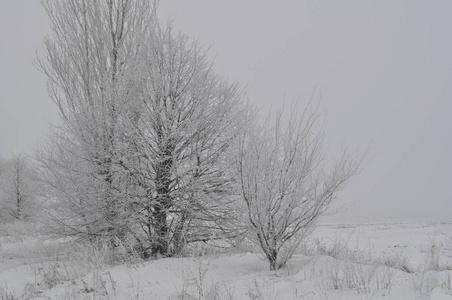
xmin=0 ymin=220 xmax=451 ymax=299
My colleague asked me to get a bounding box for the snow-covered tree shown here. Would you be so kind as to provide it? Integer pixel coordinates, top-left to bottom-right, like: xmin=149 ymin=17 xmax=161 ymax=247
xmin=37 ymin=0 xmax=158 ymax=242
xmin=117 ymin=23 xmax=245 ymax=256
xmin=0 ymin=156 xmax=39 ymax=221
xmin=37 ymin=0 xmax=245 ymax=257
xmin=236 ymin=103 xmax=360 ymax=270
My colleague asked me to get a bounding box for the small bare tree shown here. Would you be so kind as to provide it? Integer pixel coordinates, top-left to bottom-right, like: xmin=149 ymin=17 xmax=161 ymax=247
xmin=0 ymin=156 xmax=38 ymax=221
xmin=236 ymin=103 xmax=360 ymax=270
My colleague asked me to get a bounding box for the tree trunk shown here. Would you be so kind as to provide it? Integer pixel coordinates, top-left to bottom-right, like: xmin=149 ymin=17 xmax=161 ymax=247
xmin=151 ymin=135 xmax=174 ymax=256
xmin=152 ymin=205 xmax=169 ymax=256
xmin=267 ymin=249 xmax=278 ymax=271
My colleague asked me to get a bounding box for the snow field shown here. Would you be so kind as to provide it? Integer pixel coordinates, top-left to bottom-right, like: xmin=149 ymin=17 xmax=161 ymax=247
xmin=0 ymin=220 xmax=451 ymax=299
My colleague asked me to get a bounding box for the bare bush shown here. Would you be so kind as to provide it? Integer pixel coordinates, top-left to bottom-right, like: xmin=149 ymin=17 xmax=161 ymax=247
xmin=236 ymin=102 xmax=360 ymax=270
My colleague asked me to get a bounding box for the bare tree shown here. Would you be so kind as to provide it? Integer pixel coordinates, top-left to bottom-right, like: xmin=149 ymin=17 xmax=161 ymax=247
xmin=115 ymin=22 xmax=246 ymax=256
xmin=37 ymin=0 xmax=245 ymax=257
xmin=37 ymin=0 xmax=158 ymax=242
xmin=236 ymin=103 xmax=360 ymax=270
xmin=0 ymin=156 xmax=38 ymax=221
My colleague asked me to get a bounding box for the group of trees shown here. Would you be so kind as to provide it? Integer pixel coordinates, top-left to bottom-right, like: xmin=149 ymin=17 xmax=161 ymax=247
xmin=30 ymin=0 xmax=359 ymax=270
xmin=37 ymin=0 xmax=244 ymax=258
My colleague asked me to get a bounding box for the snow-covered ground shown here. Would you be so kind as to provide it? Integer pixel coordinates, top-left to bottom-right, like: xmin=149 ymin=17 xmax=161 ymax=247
xmin=1 ymin=219 xmax=451 ymax=299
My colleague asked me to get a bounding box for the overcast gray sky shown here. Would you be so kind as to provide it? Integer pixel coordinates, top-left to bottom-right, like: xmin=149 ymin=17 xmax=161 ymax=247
xmin=1 ymin=1 xmax=451 ymax=221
